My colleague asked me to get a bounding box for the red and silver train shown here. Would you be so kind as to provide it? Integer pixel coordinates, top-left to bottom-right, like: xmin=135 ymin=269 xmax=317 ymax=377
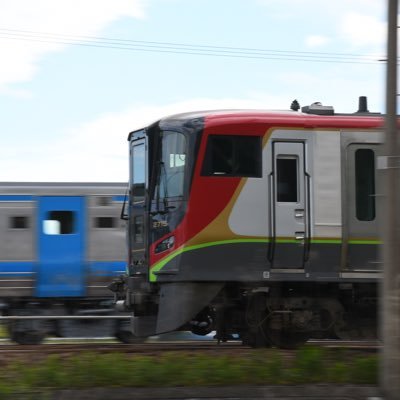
xmin=111 ymin=97 xmax=384 ymax=348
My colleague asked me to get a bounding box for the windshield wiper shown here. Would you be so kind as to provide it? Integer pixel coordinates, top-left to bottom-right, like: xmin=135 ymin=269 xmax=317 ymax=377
xmin=120 ymin=185 xmax=129 ymax=220
xmin=151 ymin=161 xmax=175 ymax=215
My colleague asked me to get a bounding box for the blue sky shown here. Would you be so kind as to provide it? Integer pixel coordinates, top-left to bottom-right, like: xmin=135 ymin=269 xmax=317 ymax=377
xmin=0 ymin=0 xmax=387 ymax=182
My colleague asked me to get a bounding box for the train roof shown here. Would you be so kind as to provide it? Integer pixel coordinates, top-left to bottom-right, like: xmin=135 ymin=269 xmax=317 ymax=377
xmin=128 ymin=98 xmax=387 ymax=139
xmin=0 ymin=182 xmax=127 ymax=196
xmin=158 ymin=108 xmax=384 ymax=130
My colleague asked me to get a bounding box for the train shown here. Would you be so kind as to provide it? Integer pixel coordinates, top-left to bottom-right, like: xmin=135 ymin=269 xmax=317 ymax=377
xmin=0 ymin=182 xmax=136 ymax=344
xmin=110 ymin=96 xmax=386 ymax=349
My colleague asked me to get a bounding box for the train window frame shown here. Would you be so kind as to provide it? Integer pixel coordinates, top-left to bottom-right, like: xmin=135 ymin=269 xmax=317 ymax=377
xmin=201 ymin=135 xmax=262 ymax=177
xmin=9 ymin=216 xmax=29 ymax=230
xmin=355 ymin=148 xmax=376 ymax=221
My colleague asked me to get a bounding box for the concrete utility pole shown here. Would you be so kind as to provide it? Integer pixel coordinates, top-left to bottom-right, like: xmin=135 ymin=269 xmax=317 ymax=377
xmin=382 ymin=0 xmax=400 ymax=399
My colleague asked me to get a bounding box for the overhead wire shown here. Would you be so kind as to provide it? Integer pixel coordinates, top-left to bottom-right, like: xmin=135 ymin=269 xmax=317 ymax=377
xmin=0 ymin=28 xmax=385 ymax=65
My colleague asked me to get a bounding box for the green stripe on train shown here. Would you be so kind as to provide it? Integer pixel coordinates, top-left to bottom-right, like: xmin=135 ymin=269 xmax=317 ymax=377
xmin=149 ymin=238 xmax=381 ymax=281
xmin=150 ymin=239 xmax=267 ymax=281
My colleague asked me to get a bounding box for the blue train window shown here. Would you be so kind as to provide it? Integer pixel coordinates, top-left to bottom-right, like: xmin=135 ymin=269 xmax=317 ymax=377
xmin=43 ymin=211 xmax=75 ymax=235
xmin=10 ymin=216 xmax=29 ymax=229
xmin=97 ymin=196 xmax=111 ymax=206
xmin=95 ymin=217 xmax=115 ymax=228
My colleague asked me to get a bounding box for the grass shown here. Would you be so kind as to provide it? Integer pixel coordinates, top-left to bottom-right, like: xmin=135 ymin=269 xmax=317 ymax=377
xmin=0 ymin=323 xmax=7 ymax=339
xmin=0 ymin=347 xmax=378 ymax=398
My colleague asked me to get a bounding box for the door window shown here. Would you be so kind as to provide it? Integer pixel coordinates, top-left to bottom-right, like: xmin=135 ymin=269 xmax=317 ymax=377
xmin=355 ymin=149 xmax=375 ymax=221
xmin=276 ymin=157 xmax=298 ymax=202
xmin=43 ymin=211 xmax=75 ymax=235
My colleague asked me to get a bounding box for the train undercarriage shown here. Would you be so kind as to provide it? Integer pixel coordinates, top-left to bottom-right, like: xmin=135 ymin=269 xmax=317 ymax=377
xmin=181 ymin=282 xmax=378 ymax=349
xmin=1 ymin=299 xmax=139 ymax=345
xmin=112 ymin=275 xmax=379 ymax=349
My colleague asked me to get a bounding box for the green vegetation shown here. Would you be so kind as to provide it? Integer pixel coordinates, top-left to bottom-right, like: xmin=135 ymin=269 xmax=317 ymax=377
xmin=0 ymin=347 xmax=378 ymax=398
xmin=0 ymin=323 xmax=7 ymax=339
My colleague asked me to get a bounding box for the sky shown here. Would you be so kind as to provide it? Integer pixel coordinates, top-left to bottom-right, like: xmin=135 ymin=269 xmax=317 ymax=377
xmin=0 ymin=0 xmax=388 ymax=182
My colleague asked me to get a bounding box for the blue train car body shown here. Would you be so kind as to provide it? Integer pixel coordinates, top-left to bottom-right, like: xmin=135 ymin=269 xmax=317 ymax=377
xmin=0 ymin=182 xmax=133 ymax=344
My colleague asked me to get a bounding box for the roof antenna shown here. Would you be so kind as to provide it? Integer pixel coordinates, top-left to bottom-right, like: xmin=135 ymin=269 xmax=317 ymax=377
xmin=357 ymin=96 xmax=369 ymax=113
xmin=290 ymin=99 xmax=300 ymax=111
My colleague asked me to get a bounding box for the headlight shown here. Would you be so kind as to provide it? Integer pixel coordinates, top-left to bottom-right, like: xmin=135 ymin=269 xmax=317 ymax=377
xmin=155 ymin=236 xmax=175 ymax=253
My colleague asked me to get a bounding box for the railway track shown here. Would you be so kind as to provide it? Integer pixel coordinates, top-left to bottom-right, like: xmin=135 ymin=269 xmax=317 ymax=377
xmin=0 ymin=339 xmax=380 ymax=356
xmin=0 ymin=340 xmax=241 ymax=354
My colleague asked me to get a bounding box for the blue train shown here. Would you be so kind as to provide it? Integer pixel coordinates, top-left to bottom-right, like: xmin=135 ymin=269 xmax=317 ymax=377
xmin=0 ymin=182 xmax=134 ymax=344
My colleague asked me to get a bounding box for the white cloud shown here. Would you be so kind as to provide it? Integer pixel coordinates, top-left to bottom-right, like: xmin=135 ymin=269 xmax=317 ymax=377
xmin=0 ymin=86 xmax=33 ymax=99
xmin=0 ymin=0 xmax=146 ymax=93
xmin=0 ymin=96 xmax=285 ymax=182
xmin=305 ymin=35 xmax=330 ymax=48
xmin=256 ymin=1 xmax=385 ymax=53
xmin=1 ymin=83 xmax=386 ymax=183
xmin=340 ymin=12 xmax=386 ymax=47
xmin=256 ymin=0 xmax=383 ymax=21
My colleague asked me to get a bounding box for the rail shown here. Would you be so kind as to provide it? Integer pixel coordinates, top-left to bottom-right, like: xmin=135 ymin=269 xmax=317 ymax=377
xmin=0 ymin=315 xmax=130 ymax=320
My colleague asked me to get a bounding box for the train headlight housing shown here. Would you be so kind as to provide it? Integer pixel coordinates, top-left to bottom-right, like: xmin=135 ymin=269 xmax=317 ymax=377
xmin=155 ymin=236 xmax=175 ymax=254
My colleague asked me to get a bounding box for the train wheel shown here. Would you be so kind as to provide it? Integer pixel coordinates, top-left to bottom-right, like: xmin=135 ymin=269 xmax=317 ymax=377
xmin=8 ymin=317 xmax=47 ymax=345
xmin=191 ymin=307 xmax=215 ymax=336
xmin=10 ymin=330 xmax=45 ymax=345
xmin=266 ymin=329 xmax=309 ymax=350
xmin=243 ymin=292 xmax=271 ymax=348
xmin=115 ymin=330 xmax=145 ymax=344
xmin=242 ymin=329 xmax=271 ymax=348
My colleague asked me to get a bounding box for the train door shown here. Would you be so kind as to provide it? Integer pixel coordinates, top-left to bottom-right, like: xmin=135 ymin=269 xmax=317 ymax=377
xmin=37 ymin=196 xmax=85 ymax=297
xmin=345 ymin=143 xmax=382 ymax=270
xmin=270 ymin=141 xmax=310 ymax=269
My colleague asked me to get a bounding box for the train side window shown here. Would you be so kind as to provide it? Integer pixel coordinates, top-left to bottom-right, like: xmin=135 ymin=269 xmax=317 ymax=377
xmin=277 ymin=157 xmax=298 ymax=202
xmin=355 ymin=149 xmax=375 ymax=221
xmin=201 ymin=135 xmax=261 ymax=177
xmin=95 ymin=217 xmax=116 ymax=228
xmin=132 ymin=143 xmax=146 ymax=200
xmin=134 ymin=215 xmax=144 ymax=243
xmin=10 ymin=216 xmax=29 ymax=229
xmin=43 ymin=211 xmax=75 ymax=235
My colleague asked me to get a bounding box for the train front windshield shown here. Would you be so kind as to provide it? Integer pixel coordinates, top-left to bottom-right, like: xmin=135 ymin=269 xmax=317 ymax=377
xmin=128 ymin=127 xmax=192 ymax=272
xmin=153 ymin=130 xmax=187 ymax=203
